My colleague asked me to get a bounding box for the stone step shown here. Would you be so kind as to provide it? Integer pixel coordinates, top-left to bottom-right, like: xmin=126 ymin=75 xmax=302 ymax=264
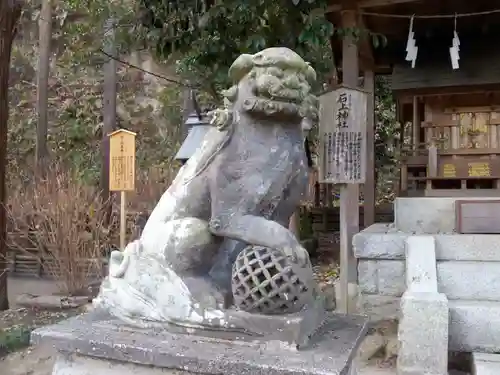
xmin=472 ymin=353 xmax=500 ymax=375
xmin=354 ymin=225 xmax=500 ymax=262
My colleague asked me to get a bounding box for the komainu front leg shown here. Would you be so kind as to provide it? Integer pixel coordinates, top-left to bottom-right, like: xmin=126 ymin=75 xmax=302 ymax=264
xmin=208 ymin=214 xmax=311 ymax=267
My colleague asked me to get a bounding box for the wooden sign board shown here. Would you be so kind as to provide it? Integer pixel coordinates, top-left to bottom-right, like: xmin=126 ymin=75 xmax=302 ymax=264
xmin=318 ymin=86 xmax=367 ymax=184
xmin=109 ymin=129 xmax=136 ymax=192
xmin=456 ymin=200 xmax=500 ymax=234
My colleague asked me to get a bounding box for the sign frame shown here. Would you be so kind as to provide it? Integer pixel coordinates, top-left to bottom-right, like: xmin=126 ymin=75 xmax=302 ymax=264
xmin=108 ymin=128 xmax=137 ymax=250
xmin=109 ymin=128 xmax=137 ymax=192
xmin=318 ymin=85 xmax=368 ymax=184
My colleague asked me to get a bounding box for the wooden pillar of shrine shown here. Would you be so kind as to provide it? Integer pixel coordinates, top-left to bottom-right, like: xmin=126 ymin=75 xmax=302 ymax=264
xmin=363 ymin=69 xmax=375 ymax=227
xmin=338 ymin=9 xmax=361 ymax=313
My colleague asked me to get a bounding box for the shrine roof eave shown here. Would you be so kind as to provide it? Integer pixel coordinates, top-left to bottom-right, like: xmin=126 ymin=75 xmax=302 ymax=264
xmin=325 ymin=0 xmax=500 ymax=72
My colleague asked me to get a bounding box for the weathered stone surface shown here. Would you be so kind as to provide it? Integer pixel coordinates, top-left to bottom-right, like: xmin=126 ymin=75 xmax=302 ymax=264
xmin=394 ymin=197 xmax=497 ymax=233
xmin=405 ymin=236 xmax=438 ymax=293
xmin=353 ymin=224 xmax=406 ymax=260
xmin=16 ymin=294 xmax=89 ymax=310
xmin=358 ymin=259 xmax=500 ymax=301
xmin=357 ymin=294 xmax=400 ymax=322
xmin=354 ymin=226 xmax=500 ymax=262
xmin=95 ymin=47 xmax=321 ymax=330
xmin=384 ymin=336 xmax=399 ymax=361
xmin=449 ymin=300 xmax=500 ymax=352
xmin=52 ymin=354 xmax=183 ymax=375
xmin=358 ymin=297 xmax=500 ymax=353
xmin=472 ymin=353 xmax=500 ymax=375
xmin=31 ymin=311 xmax=368 ymax=375
xmin=438 ymin=262 xmax=500 ymax=301
xmin=356 ymin=333 xmax=385 ymax=362
xmin=397 ymin=291 xmax=448 ymax=375
xmin=434 ymin=235 xmax=500 ymax=262
xmin=358 ymin=261 xmax=405 ymax=296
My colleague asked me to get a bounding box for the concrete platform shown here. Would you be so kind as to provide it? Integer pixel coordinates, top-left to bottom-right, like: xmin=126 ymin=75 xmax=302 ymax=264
xmin=31 ymin=310 xmax=368 ymax=375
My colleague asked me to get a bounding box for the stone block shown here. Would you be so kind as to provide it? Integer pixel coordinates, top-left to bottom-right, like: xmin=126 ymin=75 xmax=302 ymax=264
xmin=438 ymin=261 xmax=500 ymax=301
xmin=397 ymin=291 xmax=448 ymax=375
xmin=405 ymin=236 xmax=438 ymax=293
xmin=472 ymin=353 xmax=500 ymax=375
xmin=358 ymin=261 xmax=405 ymax=296
xmin=359 ymin=297 xmax=500 ymax=354
xmin=354 ymin=225 xmax=500 ymax=262
xmin=31 ymin=310 xmax=368 ymax=375
xmin=357 ymin=294 xmax=400 ymax=322
xmin=353 ymin=225 xmax=407 ymax=260
xmin=435 ymin=235 xmax=500 ymax=262
xmin=449 ymin=300 xmax=500 ymax=352
xmin=394 ymin=197 xmax=498 ymax=234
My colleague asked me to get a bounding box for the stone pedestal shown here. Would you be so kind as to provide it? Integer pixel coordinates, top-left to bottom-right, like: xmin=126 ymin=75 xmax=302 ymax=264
xmin=31 ymin=310 xmax=368 ymax=375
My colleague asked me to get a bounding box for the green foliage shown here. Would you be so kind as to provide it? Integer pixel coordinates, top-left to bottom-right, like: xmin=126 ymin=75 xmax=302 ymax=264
xmin=136 ymin=0 xmax=389 ymax=100
xmin=139 ymin=0 xmax=336 ymax=98
xmin=0 ymin=326 xmax=32 ymax=355
xmin=8 ymin=3 xmax=185 ymax=188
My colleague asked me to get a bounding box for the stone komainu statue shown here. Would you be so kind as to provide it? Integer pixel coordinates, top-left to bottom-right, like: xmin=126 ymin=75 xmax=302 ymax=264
xmin=95 ymin=47 xmax=322 ymax=331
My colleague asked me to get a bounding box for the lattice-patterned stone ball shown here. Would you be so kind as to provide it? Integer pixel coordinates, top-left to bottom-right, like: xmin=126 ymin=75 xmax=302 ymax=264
xmin=231 ymin=245 xmax=312 ymax=315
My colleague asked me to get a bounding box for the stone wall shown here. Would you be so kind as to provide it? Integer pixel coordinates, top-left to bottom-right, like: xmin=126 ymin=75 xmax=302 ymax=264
xmin=353 ymin=197 xmax=500 ymax=353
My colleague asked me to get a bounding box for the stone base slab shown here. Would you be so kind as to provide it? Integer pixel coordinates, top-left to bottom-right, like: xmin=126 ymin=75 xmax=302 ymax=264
xmin=354 ymin=224 xmax=500 ymax=262
xmin=31 ymin=310 xmax=368 ymax=375
xmin=394 ymin=197 xmax=498 ymax=233
xmin=51 ymin=355 xmax=364 ymax=375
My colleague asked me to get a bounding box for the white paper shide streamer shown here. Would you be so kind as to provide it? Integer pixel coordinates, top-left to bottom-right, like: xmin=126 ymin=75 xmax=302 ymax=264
xmin=405 ymin=15 xmax=418 ymax=68
xmin=450 ymin=15 xmax=460 ymax=70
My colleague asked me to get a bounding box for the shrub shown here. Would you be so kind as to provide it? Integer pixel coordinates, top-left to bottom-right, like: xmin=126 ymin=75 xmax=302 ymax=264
xmin=7 ymin=165 xmax=116 ymax=295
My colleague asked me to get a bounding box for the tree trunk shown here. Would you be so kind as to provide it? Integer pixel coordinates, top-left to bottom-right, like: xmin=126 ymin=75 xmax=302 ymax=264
xmin=0 ymin=0 xmax=24 ymax=311
xmin=100 ymin=18 xmax=117 ymax=224
xmin=35 ymin=0 xmax=52 ymax=173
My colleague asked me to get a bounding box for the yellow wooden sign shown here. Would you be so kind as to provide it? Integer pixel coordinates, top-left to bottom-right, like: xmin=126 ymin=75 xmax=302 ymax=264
xmin=109 ymin=129 xmax=136 ymax=192
xmin=468 ymin=162 xmax=490 ymax=177
xmin=442 ymin=163 xmax=456 ymax=178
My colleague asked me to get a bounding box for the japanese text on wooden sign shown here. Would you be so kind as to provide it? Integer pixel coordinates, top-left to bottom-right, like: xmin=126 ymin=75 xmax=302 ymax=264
xmin=109 ymin=129 xmax=136 ymax=191
xmin=318 ymin=86 xmax=367 ymax=184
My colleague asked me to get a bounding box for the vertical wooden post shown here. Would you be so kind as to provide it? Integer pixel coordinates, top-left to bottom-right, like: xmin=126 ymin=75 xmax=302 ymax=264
xmin=428 ymin=144 xmax=438 ymax=177
xmin=412 ymin=96 xmax=420 ymax=154
xmin=396 ymin=100 xmax=404 ymax=195
xmin=339 ymin=9 xmax=360 ymax=313
xmin=101 ymin=18 xmax=117 ymax=217
xmin=35 ymin=0 xmax=52 ymax=172
xmin=120 ymin=191 xmax=126 ymax=249
xmin=363 ymin=70 xmax=375 ymax=228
